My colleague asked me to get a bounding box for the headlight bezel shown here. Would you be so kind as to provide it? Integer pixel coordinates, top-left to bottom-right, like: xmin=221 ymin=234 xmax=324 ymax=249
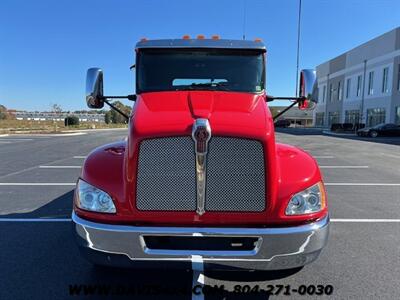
xmin=285 ymin=182 xmax=326 ymax=216
xmin=75 ymin=179 xmax=116 ymax=214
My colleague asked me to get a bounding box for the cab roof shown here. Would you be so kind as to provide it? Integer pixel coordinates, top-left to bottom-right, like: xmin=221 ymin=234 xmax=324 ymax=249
xmin=135 ymin=38 xmax=266 ymax=51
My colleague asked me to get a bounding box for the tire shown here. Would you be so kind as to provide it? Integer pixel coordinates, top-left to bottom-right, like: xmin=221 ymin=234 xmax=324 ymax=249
xmin=369 ymin=131 xmax=378 ymax=138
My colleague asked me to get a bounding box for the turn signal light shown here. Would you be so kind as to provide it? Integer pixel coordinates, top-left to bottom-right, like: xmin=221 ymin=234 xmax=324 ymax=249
xmin=197 ymin=34 xmax=205 ymax=39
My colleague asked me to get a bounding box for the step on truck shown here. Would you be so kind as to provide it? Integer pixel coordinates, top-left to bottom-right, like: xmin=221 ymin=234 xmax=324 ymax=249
xmin=72 ymin=36 xmax=329 ymax=271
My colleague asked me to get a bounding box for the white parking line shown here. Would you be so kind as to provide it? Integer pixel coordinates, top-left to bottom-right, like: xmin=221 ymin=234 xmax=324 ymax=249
xmin=0 ymin=183 xmax=75 ymax=186
xmin=320 ymin=166 xmax=369 ymax=169
xmin=313 ymin=155 xmax=335 ymax=158
xmin=73 ymin=156 xmax=87 ymax=159
xmin=0 ymin=218 xmax=72 ymax=222
xmin=39 ymin=166 xmax=81 ymax=169
xmin=331 ymin=219 xmax=400 ymax=223
xmin=380 ymin=152 xmax=400 ymax=159
xmin=0 ymin=141 xmax=12 ymax=144
xmin=325 ymin=183 xmax=400 ymax=186
xmin=1 ymin=218 xmax=400 ymax=223
xmin=0 ymin=138 xmax=34 ymax=141
xmin=191 ymin=255 xmax=204 ymax=300
xmin=1 ymin=182 xmax=398 ymax=187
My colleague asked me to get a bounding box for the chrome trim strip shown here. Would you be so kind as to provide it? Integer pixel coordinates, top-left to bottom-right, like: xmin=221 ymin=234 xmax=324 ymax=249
xmin=140 ymin=235 xmax=262 ymax=257
xmin=192 ymin=119 xmax=211 ymax=216
xmin=72 ymin=212 xmax=329 ymax=235
xmin=135 ymin=39 xmax=266 ymax=51
xmin=73 ymin=212 xmax=329 ymax=270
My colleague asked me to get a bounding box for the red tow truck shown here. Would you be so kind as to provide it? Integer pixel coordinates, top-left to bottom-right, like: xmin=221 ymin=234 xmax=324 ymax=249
xmin=73 ymin=36 xmax=329 ymax=271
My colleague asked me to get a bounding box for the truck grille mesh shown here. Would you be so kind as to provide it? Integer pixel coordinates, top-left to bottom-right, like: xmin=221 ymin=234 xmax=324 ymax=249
xmin=206 ymin=137 xmax=265 ymax=212
xmin=136 ymin=137 xmax=265 ymax=212
xmin=136 ymin=137 xmax=197 ymax=211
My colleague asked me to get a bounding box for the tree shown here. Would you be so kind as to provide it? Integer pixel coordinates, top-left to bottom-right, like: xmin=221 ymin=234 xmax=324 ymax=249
xmin=64 ymin=116 xmax=80 ymax=126
xmin=0 ymin=104 xmax=15 ymax=120
xmin=105 ymin=101 xmax=131 ymax=124
xmin=0 ymin=105 xmax=6 ymax=120
xmin=104 ymin=112 xmax=111 ymax=124
xmin=51 ymin=103 xmax=62 ymax=114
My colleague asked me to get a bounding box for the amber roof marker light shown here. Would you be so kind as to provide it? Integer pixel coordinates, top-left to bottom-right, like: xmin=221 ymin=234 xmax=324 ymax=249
xmin=211 ymin=35 xmax=220 ymax=40
xmin=196 ymin=34 xmax=205 ymax=40
xmin=182 ymin=35 xmax=191 ymax=40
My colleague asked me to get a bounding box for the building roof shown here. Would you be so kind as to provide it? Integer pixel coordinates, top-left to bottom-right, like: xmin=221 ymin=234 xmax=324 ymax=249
xmin=135 ymin=38 xmax=266 ymax=51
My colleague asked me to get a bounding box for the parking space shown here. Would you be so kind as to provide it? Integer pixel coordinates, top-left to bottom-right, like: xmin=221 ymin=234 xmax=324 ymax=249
xmin=0 ymin=129 xmax=399 ymax=299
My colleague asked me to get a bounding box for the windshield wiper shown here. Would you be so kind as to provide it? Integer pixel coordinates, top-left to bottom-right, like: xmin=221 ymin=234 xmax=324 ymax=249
xmin=175 ymin=82 xmax=230 ymax=91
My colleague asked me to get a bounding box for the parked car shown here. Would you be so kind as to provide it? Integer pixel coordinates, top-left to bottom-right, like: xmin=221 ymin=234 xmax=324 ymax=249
xmin=274 ymin=119 xmax=291 ymax=128
xmin=357 ymin=123 xmax=400 ymax=137
xmin=73 ymin=37 xmax=329 ymax=272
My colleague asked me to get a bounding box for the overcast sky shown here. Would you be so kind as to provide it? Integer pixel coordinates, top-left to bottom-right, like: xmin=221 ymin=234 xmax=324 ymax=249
xmin=1 ymin=0 xmax=399 ymax=111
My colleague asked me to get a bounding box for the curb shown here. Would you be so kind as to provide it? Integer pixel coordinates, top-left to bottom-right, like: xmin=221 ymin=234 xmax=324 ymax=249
xmin=322 ymin=130 xmax=356 ymax=137
xmin=60 ymin=128 xmax=128 ymax=133
xmin=0 ymin=132 xmax=87 ymax=137
xmin=43 ymin=132 xmax=88 ymax=137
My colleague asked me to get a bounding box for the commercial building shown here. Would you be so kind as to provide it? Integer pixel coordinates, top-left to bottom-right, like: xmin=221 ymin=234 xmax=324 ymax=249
xmin=313 ymin=27 xmax=400 ymax=127
xmin=14 ymin=111 xmax=105 ymax=122
xmin=271 ymin=106 xmax=313 ymax=127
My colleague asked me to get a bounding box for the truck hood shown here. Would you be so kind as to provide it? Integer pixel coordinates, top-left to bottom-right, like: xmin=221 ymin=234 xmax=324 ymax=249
xmin=131 ymin=91 xmax=272 ymax=139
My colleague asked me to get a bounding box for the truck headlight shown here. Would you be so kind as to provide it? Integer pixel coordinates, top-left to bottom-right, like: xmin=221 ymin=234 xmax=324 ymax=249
xmin=75 ymin=179 xmax=116 ymax=213
xmin=285 ymin=182 xmax=326 ymax=215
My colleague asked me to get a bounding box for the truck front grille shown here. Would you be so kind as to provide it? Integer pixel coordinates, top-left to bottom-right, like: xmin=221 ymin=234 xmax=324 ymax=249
xmin=136 ymin=137 xmax=265 ymax=212
xmin=205 ymin=137 xmax=265 ymax=212
xmin=136 ymin=137 xmax=197 ymax=211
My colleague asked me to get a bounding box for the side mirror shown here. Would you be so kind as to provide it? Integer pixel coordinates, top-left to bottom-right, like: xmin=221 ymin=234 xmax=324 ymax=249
xmin=298 ymin=69 xmax=318 ymax=110
xmin=86 ymin=68 xmax=104 ymax=109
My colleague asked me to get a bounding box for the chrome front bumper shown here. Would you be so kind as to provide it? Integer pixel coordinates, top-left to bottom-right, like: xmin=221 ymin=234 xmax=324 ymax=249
xmin=72 ymin=212 xmax=329 ymax=270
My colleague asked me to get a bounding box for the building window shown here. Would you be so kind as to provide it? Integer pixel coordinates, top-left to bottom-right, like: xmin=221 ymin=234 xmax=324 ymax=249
xmin=328 ymin=111 xmax=340 ymax=125
xmin=395 ymin=107 xmax=400 ymax=125
xmin=367 ymin=108 xmax=385 ymax=127
xmin=346 ymin=78 xmax=351 ymax=99
xmin=322 ymin=85 xmax=326 ymax=103
xmin=368 ymin=71 xmax=374 ymax=95
xmin=345 ymin=110 xmax=360 ymax=125
xmin=315 ymin=112 xmax=324 ymax=126
xmin=338 ymin=81 xmax=342 ymax=101
xmin=397 ymin=64 xmax=400 ymax=91
xmin=329 ymin=83 xmax=333 ymax=102
xmin=382 ymin=67 xmax=389 ymax=93
xmin=357 ymin=75 xmax=362 ymax=97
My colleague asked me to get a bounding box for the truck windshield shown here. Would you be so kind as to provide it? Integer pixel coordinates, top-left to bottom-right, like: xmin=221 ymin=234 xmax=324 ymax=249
xmin=136 ymin=49 xmax=265 ymax=94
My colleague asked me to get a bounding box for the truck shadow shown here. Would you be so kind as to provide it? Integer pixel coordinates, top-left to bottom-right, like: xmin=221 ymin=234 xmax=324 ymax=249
xmin=3 ymin=189 xmax=74 ymax=219
xmin=2 ymin=190 xmax=299 ymax=299
xmin=206 ymin=267 xmax=302 ymax=281
xmin=88 ymin=266 xmax=301 ymax=299
xmin=88 ymin=266 xmax=193 ymax=299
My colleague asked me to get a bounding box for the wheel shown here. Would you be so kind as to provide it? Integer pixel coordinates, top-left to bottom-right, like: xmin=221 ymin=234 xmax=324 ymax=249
xmin=369 ymin=130 xmax=378 ymax=138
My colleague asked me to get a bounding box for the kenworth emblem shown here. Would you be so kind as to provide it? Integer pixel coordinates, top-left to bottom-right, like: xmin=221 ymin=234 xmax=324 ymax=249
xmin=192 ymin=119 xmax=211 ymax=215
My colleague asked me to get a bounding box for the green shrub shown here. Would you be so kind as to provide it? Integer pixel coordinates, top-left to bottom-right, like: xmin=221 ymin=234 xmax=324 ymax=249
xmin=64 ymin=116 xmax=80 ymax=126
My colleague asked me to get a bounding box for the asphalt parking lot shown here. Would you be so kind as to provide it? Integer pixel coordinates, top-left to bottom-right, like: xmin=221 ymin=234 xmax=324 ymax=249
xmin=0 ymin=129 xmax=399 ymax=299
